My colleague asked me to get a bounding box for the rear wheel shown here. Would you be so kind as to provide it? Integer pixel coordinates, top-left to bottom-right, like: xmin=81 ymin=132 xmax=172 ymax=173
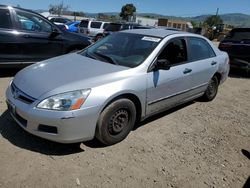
xmin=202 ymin=76 xmax=219 ymax=101
xmin=95 ymin=99 xmax=136 ymax=145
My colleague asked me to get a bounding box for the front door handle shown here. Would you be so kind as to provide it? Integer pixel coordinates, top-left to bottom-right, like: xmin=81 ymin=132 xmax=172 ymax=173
xmin=183 ymin=68 xmax=192 ymax=74
xmin=23 ymin=34 xmax=30 ymax=38
xmin=211 ymin=61 xmax=217 ymax=65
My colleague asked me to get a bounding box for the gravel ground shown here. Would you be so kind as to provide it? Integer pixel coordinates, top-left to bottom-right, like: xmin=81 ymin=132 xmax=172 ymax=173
xmin=0 ymin=69 xmax=249 ymax=188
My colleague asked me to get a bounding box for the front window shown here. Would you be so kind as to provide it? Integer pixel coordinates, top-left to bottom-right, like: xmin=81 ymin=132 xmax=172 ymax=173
xmin=15 ymin=10 xmax=52 ymax=32
xmin=158 ymin=38 xmax=187 ymax=65
xmin=80 ymin=33 xmax=161 ymax=68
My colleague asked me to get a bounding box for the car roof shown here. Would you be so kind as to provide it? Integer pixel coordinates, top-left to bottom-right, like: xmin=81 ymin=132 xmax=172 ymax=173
xmin=0 ymin=4 xmax=40 ymax=15
xmin=230 ymin=28 xmax=250 ymax=32
xmin=121 ymin=28 xmax=184 ymax=38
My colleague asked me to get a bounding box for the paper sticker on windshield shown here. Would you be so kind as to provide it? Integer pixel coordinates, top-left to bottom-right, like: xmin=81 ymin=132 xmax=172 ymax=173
xmin=142 ymin=36 xmax=161 ymax=42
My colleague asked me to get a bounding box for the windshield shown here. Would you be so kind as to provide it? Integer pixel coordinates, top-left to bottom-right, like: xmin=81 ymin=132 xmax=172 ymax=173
xmin=80 ymin=33 xmax=161 ymax=68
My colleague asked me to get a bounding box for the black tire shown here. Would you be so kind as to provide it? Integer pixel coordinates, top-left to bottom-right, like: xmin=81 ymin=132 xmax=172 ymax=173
xmin=202 ymin=76 xmax=219 ymax=101
xmin=95 ymin=99 xmax=136 ymax=145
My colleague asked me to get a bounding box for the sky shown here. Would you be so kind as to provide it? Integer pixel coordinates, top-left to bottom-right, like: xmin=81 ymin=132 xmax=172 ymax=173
xmin=1 ymin=0 xmax=250 ymax=16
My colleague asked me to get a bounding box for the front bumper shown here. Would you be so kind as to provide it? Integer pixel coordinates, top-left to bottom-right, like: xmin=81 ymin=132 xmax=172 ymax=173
xmin=5 ymin=86 xmax=100 ymax=143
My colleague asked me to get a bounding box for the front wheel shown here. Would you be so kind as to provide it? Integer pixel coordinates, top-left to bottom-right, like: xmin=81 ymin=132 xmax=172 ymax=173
xmin=202 ymin=76 xmax=219 ymax=101
xmin=95 ymin=99 xmax=136 ymax=145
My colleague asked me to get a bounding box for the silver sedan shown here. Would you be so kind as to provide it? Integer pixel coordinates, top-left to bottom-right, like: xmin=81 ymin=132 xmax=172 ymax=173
xmin=6 ymin=29 xmax=229 ymax=145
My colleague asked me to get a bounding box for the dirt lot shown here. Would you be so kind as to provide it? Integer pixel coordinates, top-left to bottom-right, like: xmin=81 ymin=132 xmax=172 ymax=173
xmin=0 ymin=70 xmax=249 ymax=188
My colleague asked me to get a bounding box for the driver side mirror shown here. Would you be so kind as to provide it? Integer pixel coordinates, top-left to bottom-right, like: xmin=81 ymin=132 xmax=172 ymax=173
xmin=50 ymin=28 xmax=61 ymax=38
xmin=153 ymin=59 xmax=171 ymax=71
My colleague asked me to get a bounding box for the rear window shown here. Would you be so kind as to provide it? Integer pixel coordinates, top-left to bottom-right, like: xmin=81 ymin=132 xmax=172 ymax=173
xmin=90 ymin=22 xmax=102 ymax=29
xmin=105 ymin=24 xmax=122 ymax=32
xmin=0 ymin=9 xmax=12 ymax=29
xmin=226 ymin=29 xmax=250 ymax=41
xmin=79 ymin=20 xmax=89 ymax=27
xmin=188 ymin=37 xmax=215 ymax=61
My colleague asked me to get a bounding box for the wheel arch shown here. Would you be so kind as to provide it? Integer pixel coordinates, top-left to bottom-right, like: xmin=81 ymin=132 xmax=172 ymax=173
xmin=214 ymin=72 xmax=222 ymax=84
xmin=100 ymin=93 xmax=143 ymax=124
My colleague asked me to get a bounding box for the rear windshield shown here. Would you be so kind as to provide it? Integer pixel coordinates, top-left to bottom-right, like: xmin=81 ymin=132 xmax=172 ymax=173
xmin=105 ymin=24 xmax=122 ymax=32
xmin=79 ymin=20 xmax=89 ymax=27
xmin=226 ymin=29 xmax=250 ymax=41
xmin=90 ymin=22 xmax=102 ymax=29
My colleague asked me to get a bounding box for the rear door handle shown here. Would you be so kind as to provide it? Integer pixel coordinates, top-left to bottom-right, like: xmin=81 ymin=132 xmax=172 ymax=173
xmin=183 ymin=68 xmax=192 ymax=74
xmin=211 ymin=61 xmax=217 ymax=65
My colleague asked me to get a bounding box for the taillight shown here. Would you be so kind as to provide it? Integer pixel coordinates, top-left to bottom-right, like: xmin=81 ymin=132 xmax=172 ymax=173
xmin=87 ymin=29 xmax=90 ymax=35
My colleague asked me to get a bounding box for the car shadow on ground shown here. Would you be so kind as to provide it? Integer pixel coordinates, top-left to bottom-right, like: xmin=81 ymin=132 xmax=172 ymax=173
xmin=0 ymin=101 xmax=195 ymax=152
xmin=0 ymin=110 xmax=84 ymax=155
xmin=229 ymin=69 xmax=250 ymax=79
xmin=134 ymin=101 xmax=194 ymax=130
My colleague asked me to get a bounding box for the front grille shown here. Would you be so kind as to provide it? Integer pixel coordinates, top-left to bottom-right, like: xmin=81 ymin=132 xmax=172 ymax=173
xmin=11 ymin=83 xmax=36 ymax=104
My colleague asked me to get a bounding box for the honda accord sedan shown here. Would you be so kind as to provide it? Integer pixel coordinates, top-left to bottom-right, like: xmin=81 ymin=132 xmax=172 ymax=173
xmin=6 ymin=29 xmax=230 ymax=145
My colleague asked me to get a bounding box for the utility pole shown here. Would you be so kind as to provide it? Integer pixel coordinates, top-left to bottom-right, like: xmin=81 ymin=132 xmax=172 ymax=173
xmin=216 ymin=8 xmax=219 ymax=16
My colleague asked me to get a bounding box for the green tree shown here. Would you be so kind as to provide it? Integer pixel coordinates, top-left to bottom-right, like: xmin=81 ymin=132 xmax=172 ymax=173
xmin=120 ymin=4 xmax=136 ymax=21
xmin=204 ymin=15 xmax=223 ymax=27
xmin=191 ymin=21 xmax=198 ymax=28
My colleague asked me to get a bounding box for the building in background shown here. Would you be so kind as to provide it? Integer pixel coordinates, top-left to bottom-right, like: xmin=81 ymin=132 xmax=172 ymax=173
xmin=136 ymin=16 xmax=193 ymax=31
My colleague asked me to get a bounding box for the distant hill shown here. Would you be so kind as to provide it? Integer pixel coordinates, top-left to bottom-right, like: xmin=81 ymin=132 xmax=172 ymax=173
xmin=138 ymin=13 xmax=250 ymax=27
xmin=190 ymin=13 xmax=250 ymax=27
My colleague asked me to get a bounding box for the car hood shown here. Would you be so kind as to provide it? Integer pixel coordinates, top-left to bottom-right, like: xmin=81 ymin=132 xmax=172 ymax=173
xmin=13 ymin=53 xmax=129 ymax=99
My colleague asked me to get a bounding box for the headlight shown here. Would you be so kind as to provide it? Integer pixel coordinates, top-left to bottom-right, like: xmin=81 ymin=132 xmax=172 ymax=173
xmin=37 ymin=89 xmax=91 ymax=111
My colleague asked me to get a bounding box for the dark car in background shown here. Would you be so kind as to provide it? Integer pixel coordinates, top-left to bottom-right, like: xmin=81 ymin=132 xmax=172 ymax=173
xmin=219 ymin=28 xmax=250 ymax=75
xmin=103 ymin=22 xmax=141 ymax=36
xmin=0 ymin=5 xmax=91 ymax=67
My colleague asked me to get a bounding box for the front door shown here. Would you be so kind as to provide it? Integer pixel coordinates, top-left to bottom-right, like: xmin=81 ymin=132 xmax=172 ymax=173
xmin=146 ymin=38 xmax=193 ymax=115
xmin=13 ymin=9 xmax=63 ymax=62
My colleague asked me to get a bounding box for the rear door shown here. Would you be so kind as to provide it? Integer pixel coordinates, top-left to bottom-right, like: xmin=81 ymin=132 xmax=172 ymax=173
xmin=12 ymin=9 xmax=63 ymax=62
xmin=185 ymin=37 xmax=218 ymax=94
xmin=0 ymin=7 xmax=23 ymax=63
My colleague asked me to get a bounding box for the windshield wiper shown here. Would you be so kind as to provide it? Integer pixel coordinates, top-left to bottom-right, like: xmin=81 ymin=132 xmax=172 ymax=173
xmin=85 ymin=50 xmax=96 ymax=59
xmin=93 ymin=52 xmax=118 ymax=65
